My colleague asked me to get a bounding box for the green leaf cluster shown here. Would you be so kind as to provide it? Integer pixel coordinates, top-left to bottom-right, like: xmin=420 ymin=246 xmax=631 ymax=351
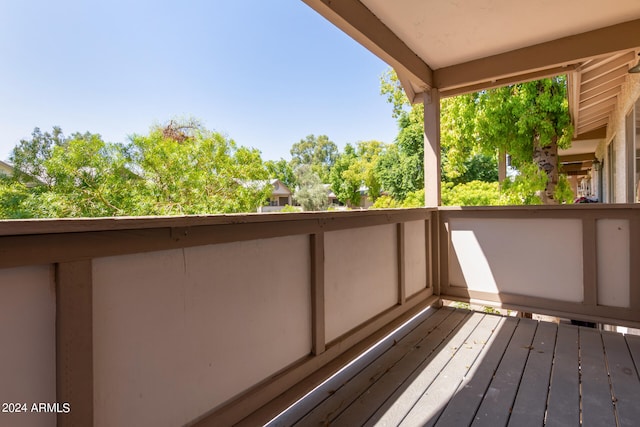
xmin=290 ymin=134 xmax=338 ymax=183
xmin=379 ymin=68 xmax=573 ymax=206
xmin=292 ymin=165 xmax=328 ymax=211
xmin=329 ymin=141 xmax=383 ymax=206
xmin=0 ymin=119 xmax=272 ymax=218
xmin=442 ymin=181 xmax=501 ymax=206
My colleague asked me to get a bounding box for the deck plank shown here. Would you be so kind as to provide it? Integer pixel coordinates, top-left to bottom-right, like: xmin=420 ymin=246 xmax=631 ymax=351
xmin=602 ymin=331 xmax=640 ymax=427
xmin=434 ymin=317 xmax=519 ymax=427
xmin=580 ymin=328 xmax=617 ymax=427
xmin=327 ymin=309 xmax=474 ymax=426
xmin=398 ymin=314 xmax=504 ymax=427
xmin=545 ymin=323 xmax=580 ymax=427
xmin=358 ymin=311 xmax=485 ymax=427
xmin=471 ymin=317 xmax=538 ymax=427
xmin=288 ymin=307 xmax=454 ymax=426
xmin=625 ymin=334 xmax=640 ymax=373
xmin=261 ymin=308 xmax=640 ymax=427
xmin=507 ymin=320 xmax=557 ymax=427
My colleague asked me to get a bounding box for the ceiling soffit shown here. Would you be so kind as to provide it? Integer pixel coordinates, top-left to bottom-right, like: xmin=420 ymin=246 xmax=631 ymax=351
xmin=302 ymin=0 xmax=640 ymax=148
xmin=568 ymin=50 xmax=639 ymax=138
xmin=304 ymin=1 xmax=640 ymax=96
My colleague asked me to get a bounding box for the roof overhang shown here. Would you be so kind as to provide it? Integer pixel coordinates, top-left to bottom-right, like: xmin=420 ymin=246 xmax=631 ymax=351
xmin=303 ymin=0 xmax=640 ymax=141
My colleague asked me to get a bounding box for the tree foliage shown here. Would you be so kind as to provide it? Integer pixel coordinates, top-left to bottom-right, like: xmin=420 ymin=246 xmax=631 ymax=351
xmin=265 ymin=158 xmax=297 ymax=191
xmin=441 ymin=77 xmax=572 ymax=204
xmin=441 ymin=181 xmax=501 ymax=206
xmin=128 ymin=120 xmax=270 ymax=215
xmin=329 ymin=141 xmax=383 ymax=206
xmin=0 ymin=119 xmax=272 ymax=218
xmin=293 ymin=165 xmax=328 ymax=211
xmin=290 ymin=134 xmax=338 ymax=183
xmin=377 ymin=76 xmax=426 ymax=200
xmin=380 ymin=69 xmax=572 ymax=205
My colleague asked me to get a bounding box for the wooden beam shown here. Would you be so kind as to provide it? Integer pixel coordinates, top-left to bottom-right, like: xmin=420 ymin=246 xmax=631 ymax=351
xmin=0 ymin=210 xmax=433 ymax=269
xmin=579 ymin=87 xmax=618 ymax=109
xmin=582 ymin=74 xmax=627 ymax=98
xmin=579 ymin=108 xmax=611 ymax=124
xmin=425 ymin=217 xmax=433 ymax=290
xmin=434 ymin=19 xmax=640 ymax=91
xmin=582 ymin=218 xmax=598 ymax=307
xmin=438 ymin=218 xmax=450 ymax=296
xmin=566 ymin=170 xmax=591 ymax=176
xmin=310 ymin=233 xmax=325 ymax=355
xmin=56 ymin=260 xmax=93 ymax=427
xmin=397 ymin=223 xmax=406 ymax=305
xmin=579 ymin=119 xmax=609 ymax=134
xmin=397 ymin=71 xmax=419 ymax=105
xmin=568 ymin=70 xmax=581 ymax=137
xmin=301 ymin=0 xmax=433 ymax=89
xmin=440 ymin=65 xmax=577 ymax=98
xmin=574 ymin=127 xmax=607 ymax=140
xmin=424 ymin=88 xmax=441 ymax=206
xmin=579 ymin=97 xmax=617 ymax=115
xmin=630 ymin=218 xmax=640 ymax=310
xmin=559 ymin=153 xmax=596 ymax=163
xmin=560 ymin=162 xmax=592 ymax=173
xmin=581 ymin=51 xmax=637 ymax=83
xmin=442 ymin=289 xmax=640 ymax=329
xmin=580 ymin=114 xmax=611 ymax=131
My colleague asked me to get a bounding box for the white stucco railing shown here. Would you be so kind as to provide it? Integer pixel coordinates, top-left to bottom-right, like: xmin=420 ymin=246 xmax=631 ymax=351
xmin=438 ymin=204 xmax=640 ymax=325
xmin=0 ymin=204 xmax=638 ymax=426
xmin=0 ymin=208 xmax=436 ymax=427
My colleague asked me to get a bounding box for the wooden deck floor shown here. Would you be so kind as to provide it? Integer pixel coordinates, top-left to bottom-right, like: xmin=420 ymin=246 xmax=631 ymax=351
xmin=264 ymin=307 xmax=640 ymax=427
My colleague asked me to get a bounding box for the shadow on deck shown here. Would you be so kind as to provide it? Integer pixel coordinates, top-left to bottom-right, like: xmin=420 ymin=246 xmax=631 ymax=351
xmin=253 ymin=307 xmax=640 ymax=427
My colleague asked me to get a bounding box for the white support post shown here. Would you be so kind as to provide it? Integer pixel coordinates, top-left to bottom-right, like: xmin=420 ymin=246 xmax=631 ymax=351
xmin=424 ymin=88 xmax=441 ymax=206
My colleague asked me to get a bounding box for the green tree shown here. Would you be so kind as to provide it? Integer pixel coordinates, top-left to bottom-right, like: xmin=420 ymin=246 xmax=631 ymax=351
xmin=329 ymin=141 xmax=383 ymax=206
xmin=381 ymin=69 xmax=571 ymax=205
xmin=442 ymin=78 xmax=573 ymax=204
xmin=293 ymin=165 xmax=328 ymax=211
xmin=0 ymin=120 xmax=273 ymax=218
xmin=5 ymin=128 xmax=135 ymax=217
xmin=44 ymin=131 xmax=139 ymax=216
xmin=442 ymin=181 xmax=501 ymax=206
xmin=375 ymin=143 xmax=423 ymax=200
xmin=10 ymin=126 xmax=66 ymax=187
xmin=290 ymin=134 xmax=338 ymax=183
xmin=265 ymin=158 xmax=297 ymax=191
xmin=128 ymin=119 xmax=271 ymax=215
xmin=378 ymin=75 xmax=426 ymax=200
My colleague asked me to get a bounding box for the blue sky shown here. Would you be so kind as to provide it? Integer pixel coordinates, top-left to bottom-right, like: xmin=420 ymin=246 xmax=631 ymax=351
xmin=0 ymin=0 xmax=399 ymax=163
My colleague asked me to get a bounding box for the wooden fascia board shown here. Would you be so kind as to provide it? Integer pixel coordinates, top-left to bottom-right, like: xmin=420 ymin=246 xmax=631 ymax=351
xmin=579 ymin=119 xmax=609 ymax=134
xmin=560 ymin=153 xmax=596 ymax=162
xmin=579 ymin=114 xmax=611 ymax=131
xmin=566 ymin=170 xmax=590 ymax=176
xmin=579 ymin=87 xmax=619 ymax=108
xmin=582 ymin=75 xmax=627 ymax=99
xmin=561 ymin=162 xmax=592 ymax=172
xmin=579 ymin=97 xmax=617 ymax=115
xmin=581 ymin=51 xmax=637 ymax=83
xmin=568 ymin=71 xmax=581 ymax=138
xmin=579 ymin=106 xmax=612 ymax=122
xmin=396 ymin=71 xmax=423 ymax=104
xmin=434 ymin=18 xmax=640 ymax=92
xmin=440 ymin=65 xmax=577 ymax=98
xmin=301 ymin=0 xmax=433 ymax=89
xmin=574 ymin=127 xmax=607 ymax=140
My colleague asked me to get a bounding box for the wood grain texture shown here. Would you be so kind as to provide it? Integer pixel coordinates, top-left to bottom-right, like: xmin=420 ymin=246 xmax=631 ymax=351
xmin=56 ymin=260 xmax=93 ymax=427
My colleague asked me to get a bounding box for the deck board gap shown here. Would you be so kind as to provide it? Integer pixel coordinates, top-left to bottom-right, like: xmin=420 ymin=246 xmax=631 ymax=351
xmin=434 ymin=317 xmax=520 ymax=427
